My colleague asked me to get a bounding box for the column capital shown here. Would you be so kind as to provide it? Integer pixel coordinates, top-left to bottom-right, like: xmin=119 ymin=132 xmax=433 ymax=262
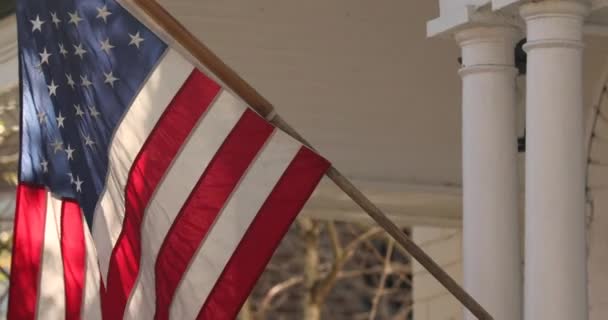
xmin=454 ymin=25 xmax=522 ymax=47
xmin=455 ymin=25 xmax=521 ymax=75
xmin=520 ymin=1 xmax=590 ymax=20
xmin=520 ymin=1 xmax=590 ymax=50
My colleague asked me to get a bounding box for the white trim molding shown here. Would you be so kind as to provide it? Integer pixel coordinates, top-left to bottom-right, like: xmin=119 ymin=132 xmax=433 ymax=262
xmin=302 ymin=178 xmax=463 ymax=228
xmin=427 ymin=1 xmax=522 ymax=38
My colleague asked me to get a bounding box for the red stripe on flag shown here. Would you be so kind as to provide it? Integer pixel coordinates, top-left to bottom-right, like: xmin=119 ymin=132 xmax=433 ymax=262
xmin=61 ymin=200 xmax=85 ymax=320
xmin=99 ymin=276 xmax=106 ymax=314
xmin=196 ymin=147 xmax=329 ymax=320
xmin=154 ymin=110 xmax=274 ymax=320
xmin=103 ymin=71 xmax=221 ymax=319
xmin=7 ymin=184 xmax=48 ymax=320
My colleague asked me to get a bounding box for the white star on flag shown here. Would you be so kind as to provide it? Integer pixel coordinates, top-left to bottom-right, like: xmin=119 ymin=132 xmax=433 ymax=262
xmin=40 ymin=159 xmax=48 ymax=173
xmin=56 ymin=112 xmax=65 ymax=128
xmin=68 ymin=11 xmax=83 ymax=26
xmin=74 ymin=176 xmax=83 ymax=192
xmin=66 ymin=73 xmax=75 ymax=89
xmin=36 ymin=111 xmax=47 ymax=124
xmin=83 ymin=134 xmax=95 ymax=148
xmin=47 ymin=80 xmax=58 ymax=96
xmin=74 ymin=104 xmax=85 ymax=117
xmin=96 ymin=6 xmax=112 ymax=23
xmin=51 ymin=138 xmax=63 ymax=154
xmin=58 ymin=43 xmax=68 ymax=57
xmin=67 ymin=172 xmax=75 ymax=184
xmin=73 ymin=43 xmax=87 ymax=59
xmin=65 ymin=144 xmax=75 ymax=161
xmin=50 ymin=12 xmax=61 ymax=28
xmin=104 ymin=71 xmax=119 ymax=87
xmin=89 ymin=106 xmax=101 ymax=118
xmin=129 ymin=31 xmax=144 ymax=48
xmin=39 ymin=47 xmax=52 ymax=65
xmin=100 ymin=39 xmax=115 ymax=54
xmin=80 ymin=75 xmax=92 ymax=88
xmin=30 ymin=15 xmax=44 ymax=32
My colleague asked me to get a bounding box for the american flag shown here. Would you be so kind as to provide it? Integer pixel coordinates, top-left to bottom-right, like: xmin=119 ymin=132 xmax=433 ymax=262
xmin=9 ymin=1 xmax=330 ymax=319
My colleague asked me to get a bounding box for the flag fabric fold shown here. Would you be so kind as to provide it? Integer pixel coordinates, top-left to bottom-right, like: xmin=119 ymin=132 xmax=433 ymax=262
xmin=9 ymin=1 xmax=330 ymax=319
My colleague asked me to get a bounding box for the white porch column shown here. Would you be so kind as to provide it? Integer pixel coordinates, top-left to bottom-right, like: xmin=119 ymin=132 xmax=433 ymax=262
xmin=520 ymin=1 xmax=589 ymax=320
xmin=455 ymin=26 xmax=522 ymax=320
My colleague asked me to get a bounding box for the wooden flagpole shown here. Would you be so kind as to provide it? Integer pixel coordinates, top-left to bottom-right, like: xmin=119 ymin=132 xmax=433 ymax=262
xmin=132 ymin=1 xmax=493 ymax=319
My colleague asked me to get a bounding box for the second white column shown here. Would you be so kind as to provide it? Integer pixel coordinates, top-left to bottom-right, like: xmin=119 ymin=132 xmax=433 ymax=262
xmin=521 ymin=1 xmax=589 ymax=319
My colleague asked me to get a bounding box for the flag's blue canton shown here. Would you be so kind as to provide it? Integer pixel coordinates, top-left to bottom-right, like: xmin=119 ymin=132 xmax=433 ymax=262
xmin=17 ymin=0 xmax=167 ymax=225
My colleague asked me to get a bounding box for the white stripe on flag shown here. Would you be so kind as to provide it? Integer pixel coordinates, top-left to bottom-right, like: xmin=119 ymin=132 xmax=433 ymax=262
xmin=92 ymin=48 xmax=194 ymax=282
xmin=170 ymin=131 xmax=300 ymax=320
xmin=81 ymin=220 xmax=102 ymax=320
xmin=36 ymin=193 xmax=65 ymax=320
xmin=124 ymin=90 xmax=246 ymax=319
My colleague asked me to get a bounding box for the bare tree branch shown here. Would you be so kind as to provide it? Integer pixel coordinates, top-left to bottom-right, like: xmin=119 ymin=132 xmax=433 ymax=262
xmin=327 ymin=221 xmax=343 ymax=259
xmin=257 ymin=276 xmax=303 ymax=319
xmin=299 ymin=217 xmax=322 ymax=320
xmin=369 ymin=238 xmax=395 ymax=320
xmin=240 ymin=220 xmax=412 ymax=319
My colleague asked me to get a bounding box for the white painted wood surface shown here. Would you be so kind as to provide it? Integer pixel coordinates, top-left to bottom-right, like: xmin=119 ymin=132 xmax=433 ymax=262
xmin=155 ymin=0 xmax=607 ymax=227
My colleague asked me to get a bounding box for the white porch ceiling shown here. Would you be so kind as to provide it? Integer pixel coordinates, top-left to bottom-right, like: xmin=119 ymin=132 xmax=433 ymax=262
xmin=155 ymin=0 xmax=608 ymax=226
